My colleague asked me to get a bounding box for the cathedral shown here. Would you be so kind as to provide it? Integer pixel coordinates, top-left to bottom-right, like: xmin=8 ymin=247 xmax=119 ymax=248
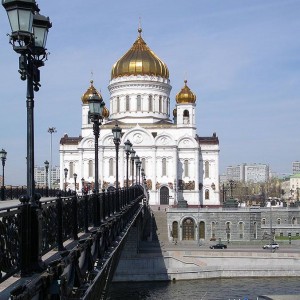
xmin=59 ymin=28 xmax=220 ymax=206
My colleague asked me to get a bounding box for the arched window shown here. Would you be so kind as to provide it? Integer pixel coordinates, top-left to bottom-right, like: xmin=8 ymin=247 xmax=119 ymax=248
xmin=137 ymin=95 xmax=141 ymax=111
xmin=205 ymin=161 xmax=209 ymax=178
xmin=162 ymin=158 xmax=167 ymax=176
xmin=88 ymin=160 xmax=93 ymax=177
xmin=69 ymin=162 xmax=74 ymax=178
xmin=109 ymin=158 xmax=114 ymax=176
xmin=205 ymin=189 xmax=209 ymax=200
xmin=183 ymin=109 xmax=190 ymax=124
xmin=292 ymin=217 xmax=297 ymax=225
xmin=126 ymin=95 xmax=130 ymax=111
xmin=172 ymin=221 xmax=178 ymax=239
xmin=148 ymin=95 xmax=153 ymax=112
xmin=159 ymin=96 xmax=162 ymax=113
xmin=184 ymin=159 xmax=189 ymax=177
xmin=226 ymin=222 xmax=231 ymax=241
xmin=277 ymin=218 xmax=281 ymax=225
xmin=116 ymin=96 xmax=120 ymax=113
xmin=239 ymin=222 xmax=244 ymax=239
xmin=141 ymin=158 xmax=146 ymax=174
xmin=211 ymin=222 xmax=216 ymax=239
xmin=262 ymin=218 xmax=266 ymax=225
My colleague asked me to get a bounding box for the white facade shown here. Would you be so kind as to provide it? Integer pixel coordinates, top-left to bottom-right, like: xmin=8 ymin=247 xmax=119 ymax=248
xmin=59 ymin=30 xmax=220 ymax=206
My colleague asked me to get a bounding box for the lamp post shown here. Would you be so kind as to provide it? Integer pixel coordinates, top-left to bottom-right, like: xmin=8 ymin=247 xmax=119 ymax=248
xmin=130 ymin=149 xmax=136 ymax=186
xmin=112 ymin=124 xmax=122 ymax=190
xmin=48 ymin=127 xmax=56 ymax=189
xmin=135 ymin=155 xmax=140 ymax=185
xmin=44 ymin=160 xmax=49 ymax=196
xmin=2 ymin=0 xmax=52 ymax=203
xmin=88 ymin=91 xmax=105 ymax=194
xmin=64 ymin=168 xmax=68 ymax=194
xmin=0 ymin=149 xmax=7 ymax=200
xmin=137 ymin=160 xmax=142 ymax=185
xmin=81 ymin=177 xmax=85 ymax=193
xmin=124 ymin=140 xmax=132 ymax=189
xmin=73 ymin=173 xmax=77 ymax=194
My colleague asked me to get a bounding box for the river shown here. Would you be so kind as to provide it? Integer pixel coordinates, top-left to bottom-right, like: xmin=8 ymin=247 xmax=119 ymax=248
xmin=107 ymin=277 xmax=300 ymax=300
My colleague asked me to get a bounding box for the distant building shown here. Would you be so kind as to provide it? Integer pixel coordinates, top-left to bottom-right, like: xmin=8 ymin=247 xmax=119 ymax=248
xmin=224 ymin=163 xmax=269 ymax=183
xmin=226 ymin=164 xmax=245 ymax=182
xmin=292 ymin=161 xmax=300 ymax=174
xmin=290 ymin=174 xmax=300 ymax=201
xmin=245 ymin=164 xmax=269 ymax=183
xmin=34 ymin=165 xmax=60 ymax=188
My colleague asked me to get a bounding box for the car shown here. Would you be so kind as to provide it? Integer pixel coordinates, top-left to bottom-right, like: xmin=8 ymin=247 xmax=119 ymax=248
xmin=262 ymin=242 xmax=279 ymax=250
xmin=210 ymin=243 xmax=227 ymax=249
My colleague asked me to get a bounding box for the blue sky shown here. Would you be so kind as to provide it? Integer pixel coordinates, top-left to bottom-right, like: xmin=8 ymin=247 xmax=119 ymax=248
xmin=0 ymin=0 xmax=299 ymax=185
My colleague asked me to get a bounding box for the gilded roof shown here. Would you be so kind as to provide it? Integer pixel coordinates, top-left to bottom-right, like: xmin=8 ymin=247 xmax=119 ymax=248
xmin=176 ymin=80 xmax=196 ymax=104
xmin=81 ymin=80 xmax=110 ymax=118
xmin=111 ymin=28 xmax=169 ymax=79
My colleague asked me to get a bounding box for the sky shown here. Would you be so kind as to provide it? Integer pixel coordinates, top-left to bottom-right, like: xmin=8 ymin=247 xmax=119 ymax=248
xmin=0 ymin=0 xmax=299 ymax=185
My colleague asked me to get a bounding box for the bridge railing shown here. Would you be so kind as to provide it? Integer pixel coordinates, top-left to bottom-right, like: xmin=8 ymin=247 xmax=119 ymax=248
xmin=0 ymin=185 xmax=143 ymax=284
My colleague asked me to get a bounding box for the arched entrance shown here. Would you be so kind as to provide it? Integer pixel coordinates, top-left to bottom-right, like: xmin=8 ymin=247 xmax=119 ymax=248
xmin=199 ymin=221 xmax=205 ymax=239
xmin=182 ymin=218 xmax=195 ymax=240
xmin=172 ymin=221 xmax=178 ymax=239
xmin=160 ymin=186 xmax=169 ymax=205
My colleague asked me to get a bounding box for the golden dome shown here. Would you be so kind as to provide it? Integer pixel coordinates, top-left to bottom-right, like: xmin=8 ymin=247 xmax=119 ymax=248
xmin=111 ymin=28 xmax=169 ymax=79
xmin=81 ymin=80 xmax=103 ymax=104
xmin=81 ymin=80 xmax=110 ymax=118
xmin=176 ymin=80 xmax=196 ymax=104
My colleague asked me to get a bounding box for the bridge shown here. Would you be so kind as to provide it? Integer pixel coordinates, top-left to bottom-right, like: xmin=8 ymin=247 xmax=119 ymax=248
xmin=0 ymin=185 xmax=150 ymax=299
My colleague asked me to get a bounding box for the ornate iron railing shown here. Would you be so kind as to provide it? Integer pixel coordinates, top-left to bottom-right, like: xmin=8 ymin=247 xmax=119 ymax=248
xmin=0 ymin=186 xmax=144 ymax=288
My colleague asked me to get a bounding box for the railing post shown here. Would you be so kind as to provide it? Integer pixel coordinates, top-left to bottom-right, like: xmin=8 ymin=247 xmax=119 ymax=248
xmin=72 ymin=191 xmax=78 ymax=240
xmin=102 ymin=189 xmax=106 ymax=220
xmin=93 ymin=189 xmax=100 ymax=227
xmin=19 ymin=195 xmax=31 ymax=276
xmin=56 ymin=192 xmax=65 ymax=251
xmin=84 ymin=191 xmax=89 ymax=233
xmin=99 ymin=191 xmax=104 ymax=223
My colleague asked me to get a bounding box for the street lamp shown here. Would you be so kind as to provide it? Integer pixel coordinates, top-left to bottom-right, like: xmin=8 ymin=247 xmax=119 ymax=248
xmin=81 ymin=177 xmax=85 ymax=193
xmin=64 ymin=168 xmax=68 ymax=194
xmin=73 ymin=173 xmax=77 ymax=194
xmin=44 ymin=160 xmax=49 ymax=196
xmin=2 ymin=0 xmax=51 ymax=203
xmin=88 ymin=91 xmax=105 ymax=194
xmin=48 ymin=127 xmax=56 ymax=189
xmin=137 ymin=160 xmax=142 ymax=185
xmin=112 ymin=124 xmax=122 ymax=190
xmin=0 ymin=149 xmax=7 ymax=200
xmin=130 ymin=149 xmax=136 ymax=186
xmin=124 ymin=140 xmax=132 ymax=189
xmin=135 ymin=155 xmax=140 ymax=185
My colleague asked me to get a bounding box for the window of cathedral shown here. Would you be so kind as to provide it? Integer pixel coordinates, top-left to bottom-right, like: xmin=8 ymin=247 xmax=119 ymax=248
xmin=162 ymin=158 xmax=167 ymax=176
xmin=184 ymin=160 xmax=189 ymax=177
xmin=262 ymin=218 xmax=266 ymax=225
xmin=205 ymin=189 xmax=209 ymax=200
xmin=69 ymin=162 xmax=74 ymax=178
xmin=205 ymin=161 xmax=209 ymax=178
xmin=117 ymin=96 xmax=120 ymax=113
xmin=183 ymin=109 xmax=190 ymax=124
xmin=277 ymin=218 xmax=281 ymax=225
xmin=88 ymin=160 xmax=93 ymax=177
xmin=137 ymin=95 xmax=141 ymax=111
xmin=109 ymin=158 xmax=114 ymax=176
xmin=126 ymin=95 xmax=130 ymax=111
xmin=148 ymin=95 xmax=153 ymax=112
xmin=159 ymin=96 xmax=162 ymax=113
xmin=141 ymin=158 xmax=146 ymax=174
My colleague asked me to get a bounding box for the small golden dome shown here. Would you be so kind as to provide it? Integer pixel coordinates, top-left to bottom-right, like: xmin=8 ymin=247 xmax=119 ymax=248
xmin=176 ymin=80 xmax=196 ymax=104
xmin=173 ymin=108 xmax=177 ymax=117
xmin=81 ymin=80 xmax=110 ymax=118
xmin=111 ymin=28 xmax=169 ymax=79
xmin=81 ymin=80 xmax=103 ymax=104
xmin=102 ymin=107 xmax=110 ymax=118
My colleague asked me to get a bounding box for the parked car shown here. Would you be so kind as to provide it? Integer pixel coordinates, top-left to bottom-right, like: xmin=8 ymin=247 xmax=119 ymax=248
xmin=210 ymin=243 xmax=227 ymax=249
xmin=262 ymin=242 xmax=279 ymax=250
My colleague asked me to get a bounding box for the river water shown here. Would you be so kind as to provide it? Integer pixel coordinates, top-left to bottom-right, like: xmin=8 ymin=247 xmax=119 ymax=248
xmin=107 ymin=277 xmax=300 ymax=300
